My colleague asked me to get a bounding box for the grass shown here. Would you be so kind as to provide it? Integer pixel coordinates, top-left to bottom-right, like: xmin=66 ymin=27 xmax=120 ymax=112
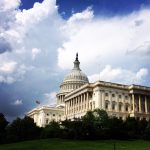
xmin=1 ymin=139 xmax=150 ymax=150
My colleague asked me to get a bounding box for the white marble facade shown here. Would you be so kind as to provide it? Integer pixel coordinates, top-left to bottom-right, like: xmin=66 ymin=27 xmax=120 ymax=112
xmin=27 ymin=54 xmax=150 ymax=127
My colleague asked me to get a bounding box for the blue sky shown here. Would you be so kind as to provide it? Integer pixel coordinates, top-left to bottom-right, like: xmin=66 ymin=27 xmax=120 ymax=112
xmin=20 ymin=0 xmax=150 ymax=18
xmin=0 ymin=0 xmax=150 ymax=120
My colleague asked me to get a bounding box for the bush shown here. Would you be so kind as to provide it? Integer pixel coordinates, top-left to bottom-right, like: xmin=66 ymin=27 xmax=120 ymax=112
xmin=41 ymin=121 xmax=61 ymax=138
xmin=7 ymin=116 xmax=41 ymax=142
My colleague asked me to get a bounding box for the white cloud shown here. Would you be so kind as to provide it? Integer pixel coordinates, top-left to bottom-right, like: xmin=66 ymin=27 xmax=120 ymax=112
xmin=16 ymin=0 xmax=57 ymax=27
xmin=0 ymin=0 xmax=20 ymax=11
xmin=0 ymin=61 xmax=17 ymax=73
xmin=0 ymin=58 xmax=33 ymax=83
xmin=11 ymin=99 xmax=23 ymax=106
xmin=88 ymin=65 xmax=148 ymax=85
xmin=0 ymin=0 xmax=63 ymax=84
xmin=135 ymin=68 xmax=148 ymax=81
xmin=68 ymin=7 xmax=94 ymax=23
xmin=58 ymin=8 xmax=150 ymax=83
xmin=31 ymin=48 xmax=41 ymax=60
xmin=0 ymin=0 xmax=150 ymax=88
xmin=128 ymin=41 xmax=150 ymax=56
xmin=44 ymin=91 xmax=57 ymax=105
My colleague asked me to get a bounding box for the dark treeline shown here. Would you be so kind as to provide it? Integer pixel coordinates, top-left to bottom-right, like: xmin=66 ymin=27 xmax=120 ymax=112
xmin=1 ymin=109 xmax=150 ymax=144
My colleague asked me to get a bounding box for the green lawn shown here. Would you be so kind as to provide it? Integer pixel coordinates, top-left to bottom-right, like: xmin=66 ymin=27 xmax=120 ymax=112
xmin=0 ymin=139 xmax=150 ymax=150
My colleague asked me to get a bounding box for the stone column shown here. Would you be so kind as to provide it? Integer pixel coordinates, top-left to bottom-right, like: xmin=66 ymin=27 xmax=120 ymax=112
xmin=123 ymin=95 xmax=126 ymax=112
xmin=132 ymin=94 xmax=135 ymax=112
xmin=100 ymin=90 xmax=102 ymax=109
xmin=78 ymin=96 xmax=80 ymax=112
xmin=87 ymin=92 xmax=89 ymax=110
xmin=102 ymin=91 xmax=105 ymax=109
xmin=81 ymin=94 xmax=83 ymax=112
xmin=65 ymin=101 xmax=66 ymax=115
xmin=75 ymin=97 xmax=77 ymax=113
xmin=117 ymin=94 xmax=119 ymax=112
xmin=139 ymin=95 xmax=141 ymax=113
xmin=72 ymin=98 xmax=75 ymax=114
xmin=145 ymin=96 xmax=148 ymax=113
xmin=66 ymin=101 xmax=68 ymax=115
xmin=97 ymin=89 xmax=101 ymax=108
xmin=84 ymin=93 xmax=86 ymax=111
xmin=67 ymin=101 xmax=69 ymax=115
xmin=109 ymin=92 xmax=112 ymax=111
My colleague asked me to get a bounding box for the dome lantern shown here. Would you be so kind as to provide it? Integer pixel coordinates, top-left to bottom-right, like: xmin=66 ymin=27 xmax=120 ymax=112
xmin=73 ymin=53 xmax=80 ymax=70
xmin=59 ymin=53 xmax=89 ymax=93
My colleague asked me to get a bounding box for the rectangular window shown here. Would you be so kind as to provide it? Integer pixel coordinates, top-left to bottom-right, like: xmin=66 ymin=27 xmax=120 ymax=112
xmin=112 ymin=94 xmax=115 ymax=97
xmin=46 ymin=119 xmax=49 ymax=124
xmin=105 ymin=103 xmax=108 ymax=110
xmin=119 ymin=104 xmax=122 ymax=111
xmin=112 ymin=103 xmax=115 ymax=110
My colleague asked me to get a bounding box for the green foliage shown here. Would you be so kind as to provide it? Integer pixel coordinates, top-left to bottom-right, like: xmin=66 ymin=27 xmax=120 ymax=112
xmin=1 ymin=110 xmax=150 ymax=143
xmin=41 ymin=120 xmax=61 ymax=138
xmin=144 ymin=122 xmax=150 ymax=140
xmin=0 ymin=113 xmax=8 ymax=143
xmin=82 ymin=111 xmax=96 ymax=139
xmin=7 ymin=116 xmax=41 ymax=142
xmin=108 ymin=117 xmax=126 ymax=139
xmin=124 ymin=117 xmax=140 ymax=138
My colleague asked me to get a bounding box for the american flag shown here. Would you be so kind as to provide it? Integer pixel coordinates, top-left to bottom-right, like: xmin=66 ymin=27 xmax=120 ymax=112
xmin=36 ymin=100 xmax=40 ymax=104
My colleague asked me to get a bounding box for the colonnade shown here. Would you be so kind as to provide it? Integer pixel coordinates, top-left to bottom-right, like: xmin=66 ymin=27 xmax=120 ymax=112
xmin=132 ymin=94 xmax=149 ymax=113
xmin=65 ymin=92 xmax=150 ymax=117
xmin=65 ymin=92 xmax=94 ymax=115
xmin=58 ymin=95 xmax=65 ymax=104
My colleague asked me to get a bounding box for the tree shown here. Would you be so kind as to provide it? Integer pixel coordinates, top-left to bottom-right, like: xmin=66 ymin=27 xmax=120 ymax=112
xmin=93 ymin=109 xmax=109 ymax=128
xmin=0 ymin=113 xmax=9 ymax=143
xmin=144 ymin=121 xmax=150 ymax=140
xmin=82 ymin=111 xmax=96 ymax=139
xmin=93 ymin=109 xmax=109 ymax=139
xmin=7 ymin=116 xmax=41 ymax=142
xmin=41 ymin=120 xmax=61 ymax=138
xmin=108 ymin=117 xmax=126 ymax=139
xmin=124 ymin=117 xmax=139 ymax=139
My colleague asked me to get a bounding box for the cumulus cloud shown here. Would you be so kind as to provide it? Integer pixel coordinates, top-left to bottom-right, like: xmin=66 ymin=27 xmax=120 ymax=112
xmin=11 ymin=99 xmax=23 ymax=106
xmin=88 ymin=65 xmax=148 ymax=84
xmin=31 ymin=48 xmax=41 ymax=60
xmin=68 ymin=6 xmax=94 ymax=23
xmin=127 ymin=41 xmax=150 ymax=56
xmin=43 ymin=91 xmax=57 ymax=105
xmin=58 ymin=7 xmax=150 ymax=82
xmin=0 ymin=0 xmax=20 ymax=11
xmin=0 ymin=37 xmax=12 ymax=54
xmin=0 ymin=0 xmax=63 ymax=84
xmin=0 ymin=61 xmax=17 ymax=73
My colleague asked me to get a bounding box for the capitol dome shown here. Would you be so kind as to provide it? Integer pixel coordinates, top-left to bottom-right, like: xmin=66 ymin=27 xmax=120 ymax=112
xmin=60 ymin=53 xmax=89 ymax=93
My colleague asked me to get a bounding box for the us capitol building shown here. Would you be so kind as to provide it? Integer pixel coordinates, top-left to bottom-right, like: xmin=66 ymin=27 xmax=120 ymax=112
xmin=27 ymin=53 xmax=150 ymax=127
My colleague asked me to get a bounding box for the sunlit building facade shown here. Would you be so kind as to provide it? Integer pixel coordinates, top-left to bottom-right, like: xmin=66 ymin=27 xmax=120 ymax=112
xmin=27 ymin=54 xmax=150 ymax=127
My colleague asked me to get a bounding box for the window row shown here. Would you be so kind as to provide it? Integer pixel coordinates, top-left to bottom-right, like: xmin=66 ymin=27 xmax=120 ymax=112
xmin=105 ymin=93 xmax=129 ymax=99
xmin=105 ymin=101 xmax=130 ymax=112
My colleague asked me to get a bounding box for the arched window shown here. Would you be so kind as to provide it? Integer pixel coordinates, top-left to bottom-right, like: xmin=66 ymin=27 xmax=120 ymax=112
xmin=119 ymin=102 xmax=123 ymax=111
xmin=105 ymin=100 xmax=109 ymax=110
xmin=125 ymin=103 xmax=129 ymax=112
xmin=112 ymin=101 xmax=116 ymax=110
